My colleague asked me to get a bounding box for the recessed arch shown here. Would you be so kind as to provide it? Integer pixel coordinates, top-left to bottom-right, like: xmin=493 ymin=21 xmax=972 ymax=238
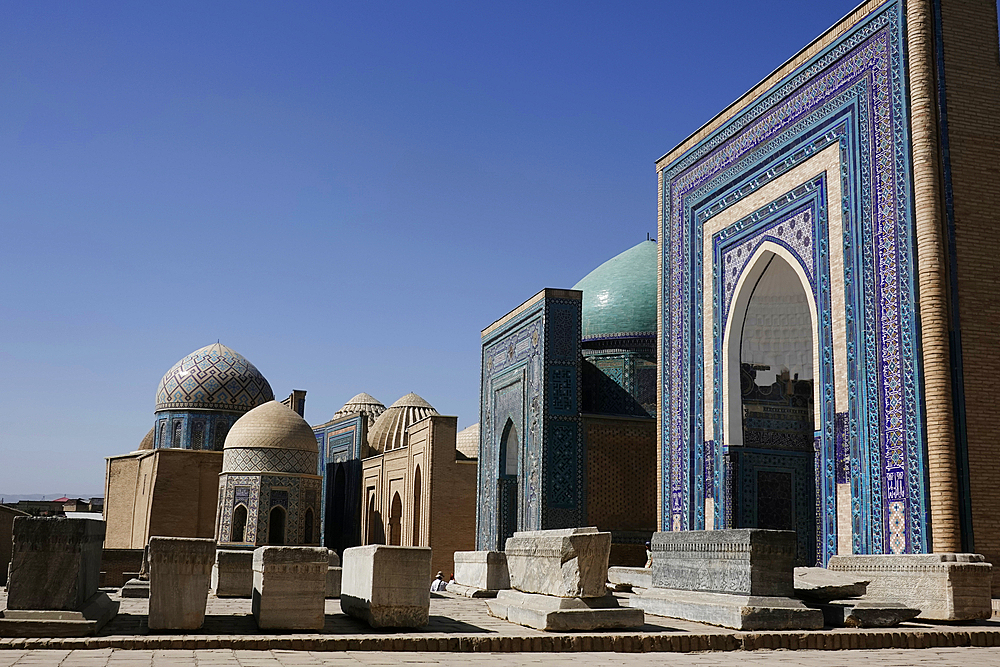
xmin=723 ymin=242 xmax=820 ymax=449
xmin=388 ymin=492 xmax=403 ymax=546
xmin=231 ymin=504 xmax=248 ymax=543
xmin=268 ymin=506 xmax=286 ymax=545
xmin=412 ymin=466 xmax=422 ymax=546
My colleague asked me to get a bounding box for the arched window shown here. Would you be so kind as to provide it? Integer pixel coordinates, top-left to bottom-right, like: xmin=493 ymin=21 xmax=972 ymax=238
xmin=215 ymin=422 xmax=229 ymax=450
xmin=268 ymin=506 xmax=286 ymax=545
xmin=304 ymin=508 xmax=314 ymax=544
xmin=412 ymin=466 xmax=422 ymax=546
xmin=191 ymin=421 xmax=205 ymax=450
xmin=172 ymin=420 xmax=183 ymax=448
xmin=502 ymin=420 xmax=519 ymax=476
xmin=388 ymin=492 xmax=403 ymax=546
xmin=158 ymin=422 xmax=166 ymax=448
xmin=231 ymin=504 xmax=248 ymax=542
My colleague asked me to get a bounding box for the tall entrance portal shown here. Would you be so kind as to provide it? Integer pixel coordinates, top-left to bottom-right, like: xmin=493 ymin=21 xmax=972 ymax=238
xmin=729 ymin=253 xmax=818 ymax=565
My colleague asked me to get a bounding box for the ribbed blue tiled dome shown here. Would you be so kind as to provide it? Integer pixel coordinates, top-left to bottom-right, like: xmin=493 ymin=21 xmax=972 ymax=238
xmin=155 ymin=343 xmax=274 ymax=413
xmin=572 ymin=240 xmax=657 ymax=342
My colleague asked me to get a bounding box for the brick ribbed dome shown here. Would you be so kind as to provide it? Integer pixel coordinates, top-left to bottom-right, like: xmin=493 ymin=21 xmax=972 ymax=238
xmin=155 ymin=343 xmax=274 ymax=413
xmin=138 ymin=427 xmax=155 ymax=451
xmin=367 ymin=393 xmax=438 ymax=453
xmin=333 ymin=392 xmax=386 ymax=427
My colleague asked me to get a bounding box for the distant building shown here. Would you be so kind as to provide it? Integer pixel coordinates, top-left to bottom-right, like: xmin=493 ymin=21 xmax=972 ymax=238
xmin=477 ymin=240 xmax=658 ymax=566
xmin=104 ymin=343 xmax=276 ymax=548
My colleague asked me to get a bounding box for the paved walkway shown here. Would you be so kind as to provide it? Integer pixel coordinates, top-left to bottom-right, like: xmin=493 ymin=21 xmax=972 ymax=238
xmin=1 ymin=647 xmax=1000 ymax=666
xmin=3 ymin=588 xmax=1000 ymax=657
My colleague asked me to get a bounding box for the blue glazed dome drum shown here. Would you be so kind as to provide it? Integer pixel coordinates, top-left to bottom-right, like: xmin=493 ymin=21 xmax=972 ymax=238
xmin=572 ymin=240 xmax=657 ymax=343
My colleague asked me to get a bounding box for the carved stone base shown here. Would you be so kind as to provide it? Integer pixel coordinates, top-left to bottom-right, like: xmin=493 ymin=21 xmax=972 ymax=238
xmin=828 ymin=554 xmax=992 ymax=621
xmin=485 ymin=589 xmax=644 ymax=631
xmin=0 ymin=592 xmax=119 ymax=637
xmin=632 ymin=587 xmax=823 ymax=630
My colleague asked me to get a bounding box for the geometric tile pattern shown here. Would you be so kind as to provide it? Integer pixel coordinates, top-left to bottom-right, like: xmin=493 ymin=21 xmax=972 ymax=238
xmin=660 ymin=1 xmax=929 ymax=558
xmin=223 ymin=447 xmax=317 ymax=474
xmin=156 ymin=343 xmax=274 ymax=413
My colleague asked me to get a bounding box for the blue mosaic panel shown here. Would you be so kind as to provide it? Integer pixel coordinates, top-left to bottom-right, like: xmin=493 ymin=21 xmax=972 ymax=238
xmin=659 ymin=1 xmax=928 ymax=557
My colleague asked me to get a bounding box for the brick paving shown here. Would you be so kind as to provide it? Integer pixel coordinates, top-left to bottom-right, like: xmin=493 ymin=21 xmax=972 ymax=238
xmin=1 ymin=647 xmax=1000 ymax=666
xmin=3 ymin=588 xmax=1000 ymax=659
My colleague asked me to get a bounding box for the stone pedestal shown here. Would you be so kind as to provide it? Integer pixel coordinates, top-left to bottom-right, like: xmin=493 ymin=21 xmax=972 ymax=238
xmin=340 ymin=545 xmax=431 ymax=628
xmin=633 ymin=588 xmax=823 ymax=630
xmin=632 ymin=529 xmax=822 ymax=630
xmin=147 ymin=537 xmax=215 ymax=631
xmin=326 ymin=549 xmax=342 ymax=598
xmin=651 ymin=529 xmax=795 ymax=596
xmin=488 ymin=527 xmax=643 ymax=631
xmin=451 ymin=550 xmax=509 ymax=597
xmin=607 ymin=566 xmax=652 ymax=592
xmin=6 ymin=517 xmax=104 ymax=611
xmin=212 ymin=550 xmax=254 ymax=598
xmin=0 ymin=517 xmax=117 ymax=637
xmin=252 ymin=547 xmax=327 ymax=631
xmin=828 ymin=553 xmax=993 ymax=621
xmin=486 ymin=589 xmax=643 ymax=631
xmin=505 ymin=527 xmax=609 ymax=598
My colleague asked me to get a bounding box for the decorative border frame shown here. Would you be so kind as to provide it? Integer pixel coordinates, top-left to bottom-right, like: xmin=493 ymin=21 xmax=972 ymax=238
xmin=658 ymin=0 xmax=929 ymax=556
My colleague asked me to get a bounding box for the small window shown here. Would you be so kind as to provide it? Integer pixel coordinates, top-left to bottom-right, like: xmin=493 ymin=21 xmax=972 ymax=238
xmin=172 ymin=420 xmax=183 ymax=448
xmin=158 ymin=422 xmax=166 ymax=448
xmin=304 ymin=508 xmax=314 ymax=544
xmin=215 ymin=422 xmax=229 ymax=450
xmin=191 ymin=421 xmax=205 ymax=450
xmin=231 ymin=504 xmax=248 ymax=542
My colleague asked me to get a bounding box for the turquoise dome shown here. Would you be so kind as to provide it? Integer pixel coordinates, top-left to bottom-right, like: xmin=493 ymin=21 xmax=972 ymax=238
xmin=156 ymin=343 xmax=274 ymax=413
xmin=572 ymin=240 xmax=657 ymax=342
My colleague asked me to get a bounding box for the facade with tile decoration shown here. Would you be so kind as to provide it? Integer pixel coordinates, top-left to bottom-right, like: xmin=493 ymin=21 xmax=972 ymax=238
xmin=655 ymin=0 xmax=1000 ymax=579
xmin=477 ymin=242 xmax=659 ymax=566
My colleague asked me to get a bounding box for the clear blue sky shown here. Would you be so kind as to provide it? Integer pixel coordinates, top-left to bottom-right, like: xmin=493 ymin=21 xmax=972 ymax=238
xmin=0 ymin=1 xmax=862 ymax=495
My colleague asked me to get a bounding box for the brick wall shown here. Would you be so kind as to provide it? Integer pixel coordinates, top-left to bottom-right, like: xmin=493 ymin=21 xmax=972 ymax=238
xmin=584 ymin=415 xmax=656 ymax=566
xmin=936 ymin=0 xmax=1000 ymax=570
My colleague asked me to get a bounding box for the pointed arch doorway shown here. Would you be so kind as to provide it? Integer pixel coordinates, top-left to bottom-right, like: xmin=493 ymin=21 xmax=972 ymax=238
xmin=497 ymin=419 xmax=519 ymax=549
xmin=724 ymin=247 xmax=819 ymax=565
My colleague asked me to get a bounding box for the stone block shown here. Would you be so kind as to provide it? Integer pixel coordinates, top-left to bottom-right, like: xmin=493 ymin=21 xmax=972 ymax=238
xmin=340 ymin=545 xmax=431 ymax=628
xmin=812 ymin=599 xmax=920 ymax=627
xmin=631 ymin=587 xmax=823 ymax=630
xmin=212 ymin=549 xmax=254 ymax=598
xmin=328 ymin=549 xmax=340 ymax=567
xmin=6 ymin=517 xmax=104 ymax=611
xmin=120 ymin=578 xmax=150 ymax=598
xmin=651 ymin=529 xmax=795 ymax=596
xmin=608 ymin=566 xmax=653 ymax=592
xmin=453 ymin=550 xmax=509 ymax=591
xmin=147 ymin=537 xmax=215 ymax=631
xmin=251 ymin=546 xmax=327 ymax=631
xmin=326 ymin=567 xmax=342 ymax=598
xmin=828 ymin=553 xmax=993 ymax=621
xmin=0 ymin=592 xmax=119 ymax=637
xmin=446 ymin=582 xmax=497 ymax=598
xmin=794 ymin=566 xmax=869 ymax=601
xmin=485 ymin=589 xmax=644 ymax=631
xmin=504 ymin=527 xmax=609 ymax=598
